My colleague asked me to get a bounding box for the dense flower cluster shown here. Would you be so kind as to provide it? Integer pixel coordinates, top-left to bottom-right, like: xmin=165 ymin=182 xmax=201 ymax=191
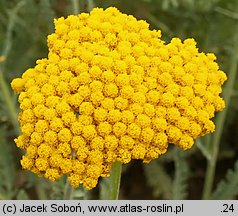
xmin=11 ymin=7 xmax=227 ymax=189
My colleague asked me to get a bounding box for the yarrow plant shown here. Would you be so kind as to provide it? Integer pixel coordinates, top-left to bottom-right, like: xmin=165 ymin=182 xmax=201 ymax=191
xmin=11 ymin=7 xmax=227 ymax=190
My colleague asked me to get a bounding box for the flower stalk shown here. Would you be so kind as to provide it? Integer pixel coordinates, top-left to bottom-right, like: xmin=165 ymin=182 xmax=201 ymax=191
xmin=63 ymin=179 xmax=74 ymax=200
xmin=107 ymin=162 xmax=122 ymax=200
xmin=202 ymin=6 xmax=238 ymax=199
xmin=72 ymin=0 xmax=80 ymax=15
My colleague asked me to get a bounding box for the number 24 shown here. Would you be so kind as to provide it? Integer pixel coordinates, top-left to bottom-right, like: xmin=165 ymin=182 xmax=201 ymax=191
xmin=222 ymin=204 xmax=234 ymax=212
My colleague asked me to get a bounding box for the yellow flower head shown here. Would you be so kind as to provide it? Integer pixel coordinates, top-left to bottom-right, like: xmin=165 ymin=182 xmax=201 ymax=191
xmin=11 ymin=7 xmax=227 ymax=189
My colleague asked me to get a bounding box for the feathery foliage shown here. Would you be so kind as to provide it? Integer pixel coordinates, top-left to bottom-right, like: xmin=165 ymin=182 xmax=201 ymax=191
xmin=172 ymin=149 xmax=189 ymax=200
xmin=144 ymin=161 xmax=173 ymax=199
xmin=51 ymin=177 xmax=66 ymax=200
xmin=211 ymin=160 xmax=238 ymax=200
xmin=0 ymin=132 xmax=16 ymax=199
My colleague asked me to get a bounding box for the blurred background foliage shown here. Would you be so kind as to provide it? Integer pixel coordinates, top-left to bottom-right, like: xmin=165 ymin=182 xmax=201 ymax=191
xmin=0 ymin=0 xmax=238 ymax=200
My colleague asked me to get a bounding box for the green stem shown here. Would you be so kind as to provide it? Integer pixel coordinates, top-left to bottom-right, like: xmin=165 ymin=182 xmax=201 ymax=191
xmin=108 ymin=162 xmax=122 ymax=200
xmin=0 ymin=73 xmax=20 ymax=134
xmin=146 ymin=13 xmax=173 ymax=38
xmin=214 ymin=7 xmax=238 ymax=20
xmin=1 ymin=1 xmax=26 ymax=62
xmin=0 ymin=1 xmax=25 ymax=135
xmin=87 ymin=0 xmax=95 ymax=12
xmin=72 ymin=0 xmax=80 ymax=15
xmin=63 ymin=180 xmax=74 ymax=200
xmin=202 ymin=12 xmax=238 ymax=199
xmin=36 ymin=179 xmax=48 ymax=200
